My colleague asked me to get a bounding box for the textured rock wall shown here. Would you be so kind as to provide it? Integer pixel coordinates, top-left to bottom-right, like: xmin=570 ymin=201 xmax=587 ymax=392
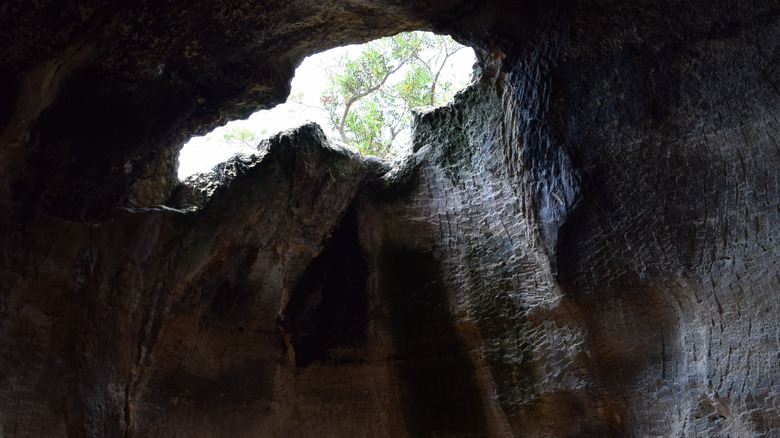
xmin=1 ymin=0 xmax=779 ymax=437
xmin=2 ymin=126 xmax=400 ymax=437
xmin=551 ymin=2 xmax=780 ymax=435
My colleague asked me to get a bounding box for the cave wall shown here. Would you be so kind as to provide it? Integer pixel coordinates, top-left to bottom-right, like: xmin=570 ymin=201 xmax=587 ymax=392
xmin=1 ymin=0 xmax=779 ymax=437
xmin=553 ymin=2 xmax=780 ymax=435
xmin=553 ymin=1 xmax=780 ymax=434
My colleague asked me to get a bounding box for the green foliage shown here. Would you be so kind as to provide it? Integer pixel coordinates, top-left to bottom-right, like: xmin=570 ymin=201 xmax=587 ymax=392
xmin=344 ymin=100 xmax=386 ymax=155
xmin=322 ymin=31 xmax=468 ymax=157
xmin=203 ymin=32 xmax=469 ymax=159
xmin=223 ymin=126 xmax=265 ymax=148
xmin=396 ymin=65 xmax=432 ymax=107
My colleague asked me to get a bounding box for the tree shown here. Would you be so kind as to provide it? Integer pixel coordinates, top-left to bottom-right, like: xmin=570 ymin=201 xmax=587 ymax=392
xmin=410 ymin=33 xmax=466 ymax=107
xmin=222 ymin=126 xmax=266 ymax=149
xmin=321 ymin=32 xmax=468 ymax=156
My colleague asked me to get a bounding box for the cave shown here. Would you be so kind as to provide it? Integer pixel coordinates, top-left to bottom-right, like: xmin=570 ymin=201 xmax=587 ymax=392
xmin=0 ymin=1 xmax=778 ymax=437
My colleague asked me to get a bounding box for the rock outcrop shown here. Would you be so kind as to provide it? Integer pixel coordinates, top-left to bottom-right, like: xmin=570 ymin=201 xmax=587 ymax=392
xmin=1 ymin=0 xmax=778 ymax=437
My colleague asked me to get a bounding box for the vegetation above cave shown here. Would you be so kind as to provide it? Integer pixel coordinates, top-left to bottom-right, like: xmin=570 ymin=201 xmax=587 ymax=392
xmin=178 ymin=31 xmax=474 ymax=178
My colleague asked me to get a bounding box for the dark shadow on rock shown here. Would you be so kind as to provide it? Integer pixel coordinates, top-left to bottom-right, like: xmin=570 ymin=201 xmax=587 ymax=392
xmin=379 ymin=243 xmax=488 ymax=438
xmin=282 ymin=203 xmax=369 ymax=367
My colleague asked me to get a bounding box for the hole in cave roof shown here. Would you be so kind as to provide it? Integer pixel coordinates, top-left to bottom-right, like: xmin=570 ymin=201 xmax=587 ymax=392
xmin=177 ymin=31 xmax=476 ymax=180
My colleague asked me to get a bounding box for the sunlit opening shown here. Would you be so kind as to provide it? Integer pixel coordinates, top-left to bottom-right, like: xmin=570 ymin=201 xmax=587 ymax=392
xmin=178 ymin=31 xmax=476 ymax=179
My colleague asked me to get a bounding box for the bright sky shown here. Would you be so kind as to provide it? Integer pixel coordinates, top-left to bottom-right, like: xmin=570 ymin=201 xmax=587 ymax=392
xmin=177 ymin=33 xmax=476 ymax=179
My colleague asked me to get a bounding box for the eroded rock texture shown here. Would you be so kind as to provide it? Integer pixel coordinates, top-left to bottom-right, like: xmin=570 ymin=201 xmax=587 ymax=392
xmin=1 ymin=0 xmax=778 ymax=437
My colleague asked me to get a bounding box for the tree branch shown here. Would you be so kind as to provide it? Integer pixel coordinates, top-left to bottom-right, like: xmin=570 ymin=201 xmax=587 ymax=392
xmin=338 ymin=59 xmax=408 ymax=142
xmin=430 ymin=45 xmax=463 ymax=106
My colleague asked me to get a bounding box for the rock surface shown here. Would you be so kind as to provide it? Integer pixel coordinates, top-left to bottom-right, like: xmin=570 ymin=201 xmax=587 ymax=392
xmin=1 ymin=0 xmax=779 ymax=437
